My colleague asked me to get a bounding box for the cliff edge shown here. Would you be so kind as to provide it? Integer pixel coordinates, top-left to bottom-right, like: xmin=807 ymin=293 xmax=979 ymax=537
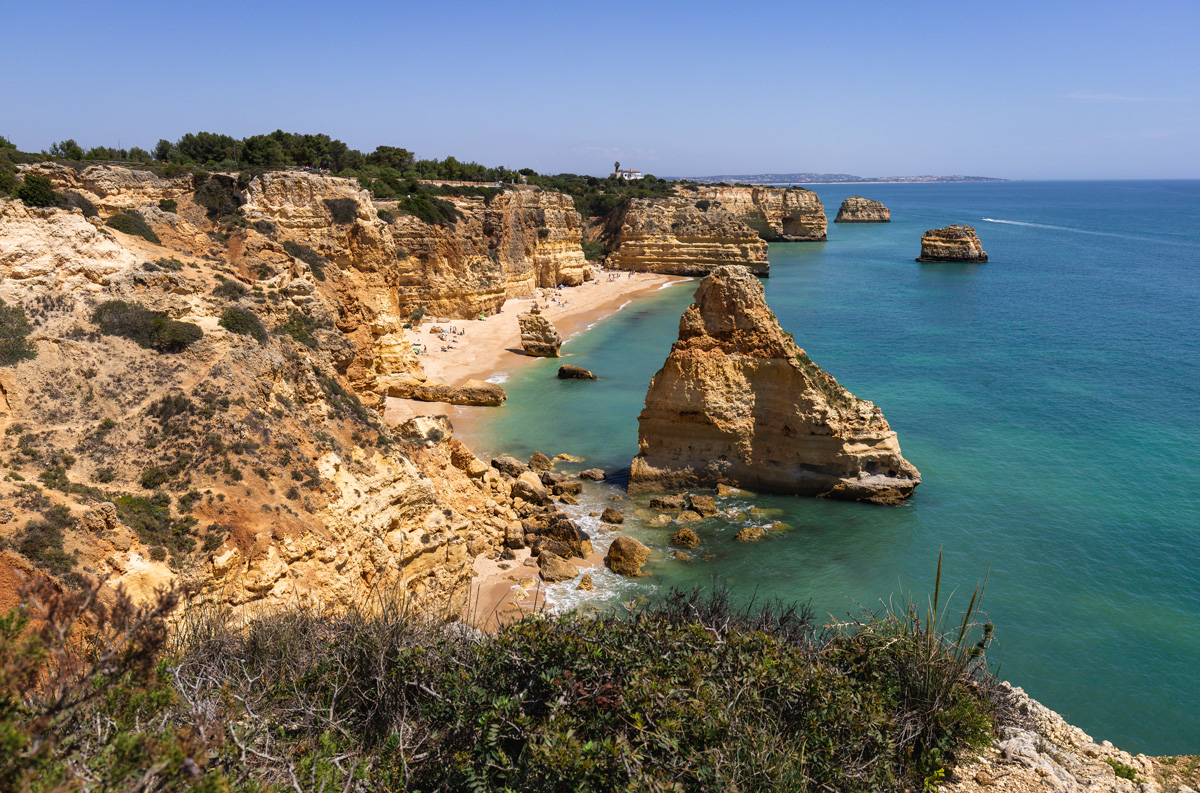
xmin=629 ymin=266 xmax=920 ymax=503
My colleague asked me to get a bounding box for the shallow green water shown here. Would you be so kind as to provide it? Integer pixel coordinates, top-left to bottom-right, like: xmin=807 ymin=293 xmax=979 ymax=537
xmin=475 ymin=181 xmax=1200 ymax=754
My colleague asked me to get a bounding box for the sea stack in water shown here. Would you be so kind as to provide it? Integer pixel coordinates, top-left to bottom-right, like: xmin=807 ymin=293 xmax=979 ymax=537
xmin=834 ymin=196 xmax=891 ymax=223
xmin=628 ymin=266 xmax=920 ymax=504
xmin=916 ymin=224 xmax=987 ymax=262
xmin=518 ymin=307 xmax=562 ymax=357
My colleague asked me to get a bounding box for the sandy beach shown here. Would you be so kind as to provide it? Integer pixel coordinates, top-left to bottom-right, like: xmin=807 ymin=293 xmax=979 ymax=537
xmin=383 ymin=269 xmax=686 ymax=436
xmin=382 ymin=268 xmax=687 ymax=629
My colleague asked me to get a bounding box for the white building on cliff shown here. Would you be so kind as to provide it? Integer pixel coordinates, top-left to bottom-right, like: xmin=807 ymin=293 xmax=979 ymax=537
xmin=610 ymin=161 xmax=644 ymax=180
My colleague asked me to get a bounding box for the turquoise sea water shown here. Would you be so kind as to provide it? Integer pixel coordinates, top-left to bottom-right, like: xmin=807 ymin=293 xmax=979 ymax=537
xmin=473 ymin=181 xmax=1200 ymax=755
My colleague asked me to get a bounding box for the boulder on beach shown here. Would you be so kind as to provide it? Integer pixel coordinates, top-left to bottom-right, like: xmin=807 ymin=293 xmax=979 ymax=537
xmin=605 ymin=537 xmax=650 ymax=577
xmin=518 ymin=307 xmax=562 ymax=357
xmin=600 ymin=507 xmax=625 ymax=525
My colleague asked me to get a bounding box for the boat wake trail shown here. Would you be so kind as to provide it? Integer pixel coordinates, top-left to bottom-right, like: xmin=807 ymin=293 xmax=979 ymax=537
xmin=980 ymin=217 xmax=1175 ymax=245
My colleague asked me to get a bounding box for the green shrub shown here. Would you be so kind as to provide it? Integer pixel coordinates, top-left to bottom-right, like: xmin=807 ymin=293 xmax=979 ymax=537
xmin=114 ymin=494 xmax=196 ymax=557
xmin=395 ymin=193 xmax=460 ymax=226
xmin=282 ymin=240 xmax=327 ymax=281
xmin=0 ymin=300 xmax=38 ymax=366
xmin=212 ymin=276 xmax=249 ymax=300
xmin=695 ymin=199 xmax=711 ymax=211
xmin=219 ymin=306 xmax=267 ymax=343
xmin=17 ymin=505 xmax=75 ymax=577
xmin=581 ymin=240 xmax=605 ymax=261
xmin=104 ymin=211 xmax=160 ymax=243
xmin=61 ymin=191 xmax=98 ymax=217
xmin=15 ymin=174 xmax=61 ymax=207
xmin=91 ymin=300 xmax=203 ymax=353
xmin=254 ymin=219 xmax=276 ymax=235
xmin=1106 ymin=758 xmax=1141 ymax=781
xmin=323 ymin=197 xmax=358 ymax=224
xmin=157 ymin=198 xmax=177 ymax=213
xmin=193 ymin=174 xmax=243 ymax=220
xmin=275 ymin=309 xmax=326 ymax=348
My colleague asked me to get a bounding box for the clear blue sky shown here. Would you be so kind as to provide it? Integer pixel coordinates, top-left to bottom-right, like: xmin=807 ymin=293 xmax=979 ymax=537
xmin=4 ymin=0 xmax=1197 ymax=179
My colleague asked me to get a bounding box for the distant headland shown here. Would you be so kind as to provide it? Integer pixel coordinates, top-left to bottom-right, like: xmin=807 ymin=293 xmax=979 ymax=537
xmin=676 ymin=172 xmax=1009 ymax=184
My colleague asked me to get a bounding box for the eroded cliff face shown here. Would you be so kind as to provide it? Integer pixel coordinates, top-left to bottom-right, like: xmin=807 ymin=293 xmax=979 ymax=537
xmin=629 ymin=266 xmax=920 ymax=503
xmin=0 ymin=200 xmax=138 ymax=289
xmin=20 ymin=162 xmax=196 ymax=217
xmin=684 ymin=185 xmax=828 ymax=241
xmin=917 ymin=224 xmax=988 ymax=262
xmin=389 ymin=188 xmax=587 ymax=317
xmin=0 ymin=197 xmax=526 ymax=621
xmin=604 ymin=198 xmax=770 ymax=276
xmin=834 ymin=196 xmax=890 ymax=223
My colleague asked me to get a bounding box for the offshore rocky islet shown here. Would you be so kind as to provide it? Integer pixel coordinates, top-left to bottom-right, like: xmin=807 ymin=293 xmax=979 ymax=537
xmin=0 ymin=160 xmax=1177 ymax=786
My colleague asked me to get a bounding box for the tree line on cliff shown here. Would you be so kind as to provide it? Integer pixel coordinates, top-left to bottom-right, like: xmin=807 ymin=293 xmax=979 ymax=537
xmin=0 ymin=131 xmax=684 ymax=220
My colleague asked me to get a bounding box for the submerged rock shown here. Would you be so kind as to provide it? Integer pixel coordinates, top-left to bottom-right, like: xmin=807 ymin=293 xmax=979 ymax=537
xmin=518 ymin=307 xmax=562 ymax=357
xmin=916 ymin=224 xmax=988 ymax=262
xmin=629 ymin=265 xmax=920 ymax=504
xmin=558 ymin=364 xmax=597 ymax=380
xmin=834 ymin=196 xmax=891 ymax=223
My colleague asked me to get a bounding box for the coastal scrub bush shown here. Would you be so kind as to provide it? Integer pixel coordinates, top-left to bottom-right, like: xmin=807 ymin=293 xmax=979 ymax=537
xmin=275 ymin=309 xmax=327 ymax=348
xmin=60 ymin=191 xmax=98 ymax=217
xmin=395 ymin=193 xmax=459 ymax=226
xmin=157 ymin=197 xmax=177 ymax=212
xmin=211 ymin=275 xmax=249 ymax=300
xmin=695 ymin=199 xmax=711 ymax=211
xmin=16 ymin=505 xmax=75 ymax=577
xmin=0 ymin=300 xmax=38 ymax=366
xmin=104 ymin=210 xmax=161 ymax=243
xmin=14 ymin=174 xmax=61 ymax=207
xmin=91 ymin=300 xmax=203 ymax=353
xmin=323 ymin=196 xmax=358 ymax=224
xmin=581 ymin=240 xmax=605 ymax=261
xmin=283 ymin=240 xmax=328 ymax=281
xmin=218 ymin=306 xmax=268 ymax=343
xmin=192 ymin=174 xmax=243 ymax=220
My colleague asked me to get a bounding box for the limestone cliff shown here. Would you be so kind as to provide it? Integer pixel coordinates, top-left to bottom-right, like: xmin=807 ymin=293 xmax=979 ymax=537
xmin=683 ymin=185 xmax=828 ymax=241
xmin=0 ymin=200 xmax=138 ymax=289
xmin=20 ymin=162 xmax=196 ymax=217
xmin=388 ymin=188 xmax=588 ymax=317
xmin=604 ymin=198 xmax=770 ymax=276
xmin=0 ymin=197 xmax=525 ymax=620
xmin=917 ymin=224 xmax=988 ymax=262
xmin=834 ymin=196 xmax=890 ymax=223
xmin=629 ymin=265 xmax=920 ymax=503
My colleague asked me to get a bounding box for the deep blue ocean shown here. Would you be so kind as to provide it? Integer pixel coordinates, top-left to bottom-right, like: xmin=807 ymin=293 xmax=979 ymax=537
xmin=472 ymin=181 xmax=1200 ymax=755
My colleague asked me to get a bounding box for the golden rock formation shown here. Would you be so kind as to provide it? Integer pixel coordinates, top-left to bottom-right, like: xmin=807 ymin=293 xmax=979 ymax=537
xmin=834 ymin=196 xmax=891 ymax=223
xmin=916 ymin=224 xmax=988 ymax=262
xmin=629 ymin=266 xmax=920 ymax=504
xmin=605 ymin=197 xmax=770 ymax=276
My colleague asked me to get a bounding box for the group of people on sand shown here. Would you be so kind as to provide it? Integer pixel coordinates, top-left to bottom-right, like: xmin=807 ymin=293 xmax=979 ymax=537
xmin=410 ymin=325 xmax=467 ymax=356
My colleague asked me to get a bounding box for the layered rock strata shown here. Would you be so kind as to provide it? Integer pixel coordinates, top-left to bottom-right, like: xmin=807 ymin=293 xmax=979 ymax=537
xmin=517 ymin=308 xmax=562 ymax=357
xmin=388 ymin=188 xmax=588 ymax=316
xmin=683 ymin=185 xmax=828 ymax=241
xmin=916 ymin=224 xmax=988 ymax=262
xmin=834 ymin=196 xmax=890 ymax=223
xmin=629 ymin=265 xmax=920 ymax=504
xmin=604 ymin=198 xmax=770 ymax=276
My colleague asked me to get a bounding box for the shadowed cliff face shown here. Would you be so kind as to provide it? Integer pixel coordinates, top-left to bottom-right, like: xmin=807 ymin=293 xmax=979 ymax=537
xmin=604 ymin=197 xmax=771 ymax=276
xmin=630 ymin=266 xmax=920 ymax=504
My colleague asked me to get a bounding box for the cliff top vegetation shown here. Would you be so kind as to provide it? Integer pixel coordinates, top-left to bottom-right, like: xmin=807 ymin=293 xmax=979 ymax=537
xmin=2 ymin=577 xmax=1013 ymax=792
